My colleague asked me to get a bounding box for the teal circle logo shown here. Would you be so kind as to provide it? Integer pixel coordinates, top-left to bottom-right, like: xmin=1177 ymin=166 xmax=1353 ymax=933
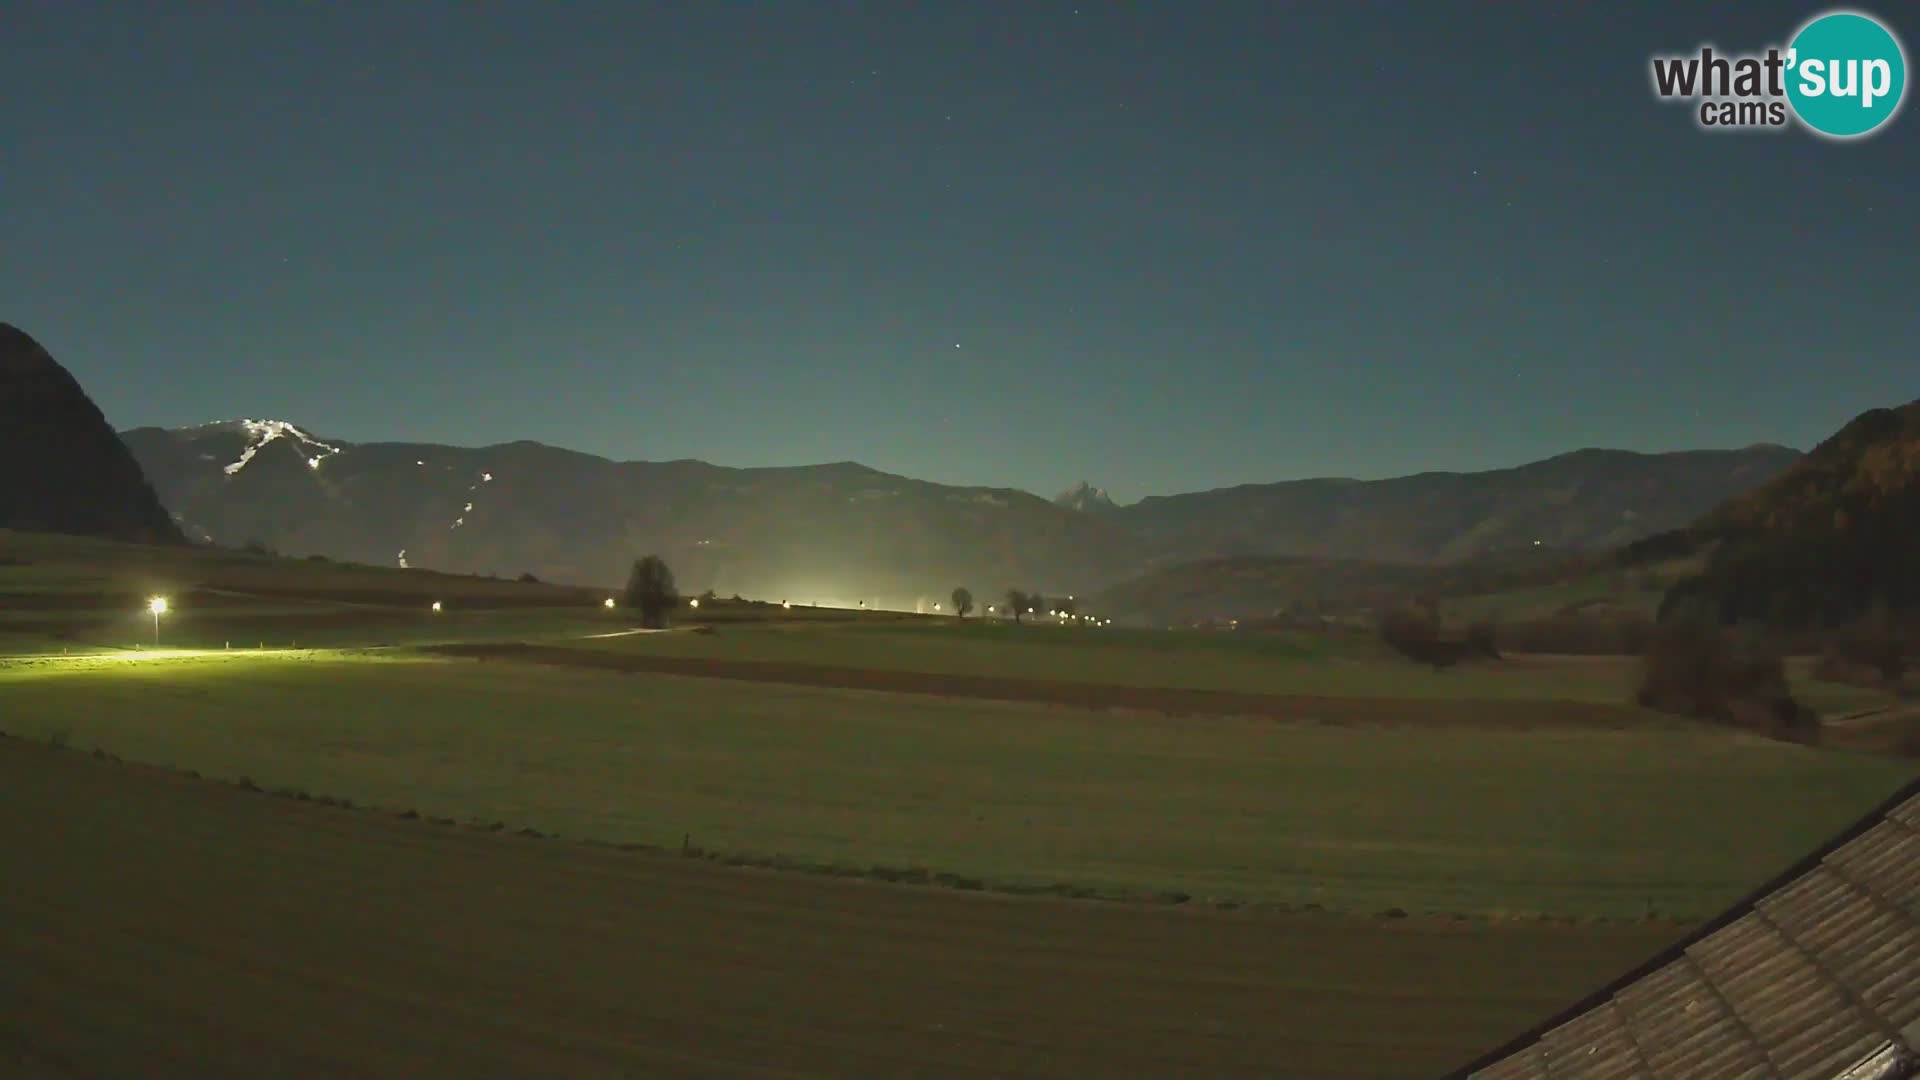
xmin=1786 ymin=10 xmax=1907 ymax=138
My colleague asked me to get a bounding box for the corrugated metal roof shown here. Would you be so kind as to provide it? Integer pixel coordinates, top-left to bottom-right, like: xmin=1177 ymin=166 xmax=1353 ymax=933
xmin=1447 ymin=778 xmax=1920 ymax=1080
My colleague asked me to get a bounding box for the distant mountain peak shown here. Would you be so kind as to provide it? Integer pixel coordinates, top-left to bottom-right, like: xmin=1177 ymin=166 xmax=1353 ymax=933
xmin=1055 ymin=481 xmax=1117 ymax=512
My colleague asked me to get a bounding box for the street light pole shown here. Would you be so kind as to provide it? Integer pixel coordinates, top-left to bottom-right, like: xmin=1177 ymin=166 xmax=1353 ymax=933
xmin=147 ymin=596 xmax=168 ymax=647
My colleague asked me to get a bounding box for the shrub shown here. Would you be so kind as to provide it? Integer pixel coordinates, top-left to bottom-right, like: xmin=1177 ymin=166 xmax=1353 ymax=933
xmin=517 ymin=571 xmax=541 ymax=584
xmin=1377 ymin=605 xmax=1472 ymax=668
xmin=1637 ymin=602 xmax=1806 ymax=736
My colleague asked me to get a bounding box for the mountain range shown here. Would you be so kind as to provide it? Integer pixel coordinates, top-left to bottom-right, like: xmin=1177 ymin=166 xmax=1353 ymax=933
xmin=119 ymin=418 xmax=1799 ymax=606
xmin=119 ymin=421 xmax=1149 ymax=606
xmin=0 ymin=321 xmax=1826 ymax=609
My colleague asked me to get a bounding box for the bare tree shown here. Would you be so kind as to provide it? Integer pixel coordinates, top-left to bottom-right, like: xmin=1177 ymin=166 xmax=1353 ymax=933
xmin=1005 ymin=589 xmax=1029 ymax=624
xmin=624 ymin=555 xmax=680 ymax=629
xmin=951 ymin=586 xmax=974 ymax=619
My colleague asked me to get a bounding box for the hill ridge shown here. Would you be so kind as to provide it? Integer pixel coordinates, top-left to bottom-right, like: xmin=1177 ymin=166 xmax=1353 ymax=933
xmin=0 ymin=324 xmax=183 ymax=544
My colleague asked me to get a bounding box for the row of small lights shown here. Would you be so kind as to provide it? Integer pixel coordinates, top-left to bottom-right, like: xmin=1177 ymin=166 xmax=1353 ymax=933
xmin=156 ymin=593 xmax=1100 ymax=623
xmin=144 ymin=593 xmax=1108 ymax=646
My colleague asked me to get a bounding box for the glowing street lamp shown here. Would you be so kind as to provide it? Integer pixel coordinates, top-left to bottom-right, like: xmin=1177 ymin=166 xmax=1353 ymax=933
xmin=430 ymin=601 xmax=443 ymax=613
xmin=689 ymin=598 xmax=700 ymax=609
xmin=604 ymin=597 xmax=616 ymax=609
xmin=147 ymin=596 xmax=169 ymax=646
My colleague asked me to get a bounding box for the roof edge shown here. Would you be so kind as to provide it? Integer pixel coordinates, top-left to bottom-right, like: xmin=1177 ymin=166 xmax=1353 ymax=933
xmin=1440 ymin=771 xmax=1920 ymax=1078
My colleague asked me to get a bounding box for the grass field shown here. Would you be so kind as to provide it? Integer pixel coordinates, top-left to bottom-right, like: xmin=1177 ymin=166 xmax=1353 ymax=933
xmin=0 ymin=736 xmax=1681 ymax=1079
xmin=3 ymin=530 xmax=1915 ymax=1077
xmin=569 ymin=619 xmax=1656 ymax=702
xmin=4 ymin=649 xmax=1909 ymax=920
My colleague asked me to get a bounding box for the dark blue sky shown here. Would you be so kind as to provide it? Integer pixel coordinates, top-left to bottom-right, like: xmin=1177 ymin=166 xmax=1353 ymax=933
xmin=5 ymin=2 xmax=1913 ymax=502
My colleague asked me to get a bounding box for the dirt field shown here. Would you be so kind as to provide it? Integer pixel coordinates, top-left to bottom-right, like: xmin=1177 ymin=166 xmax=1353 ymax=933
xmin=430 ymin=641 xmax=1656 ymax=728
xmin=0 ymin=735 xmax=1677 ymax=1079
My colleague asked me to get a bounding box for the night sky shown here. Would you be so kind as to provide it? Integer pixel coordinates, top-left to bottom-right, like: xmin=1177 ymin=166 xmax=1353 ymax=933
xmin=4 ymin=2 xmax=1913 ymax=502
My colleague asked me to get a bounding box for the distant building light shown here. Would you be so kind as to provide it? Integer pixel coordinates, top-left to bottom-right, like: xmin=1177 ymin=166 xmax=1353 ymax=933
xmin=604 ymin=598 xmax=616 ymax=609
xmin=431 ymin=601 xmax=443 ymax=612
xmin=689 ymin=598 xmax=700 ymax=609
